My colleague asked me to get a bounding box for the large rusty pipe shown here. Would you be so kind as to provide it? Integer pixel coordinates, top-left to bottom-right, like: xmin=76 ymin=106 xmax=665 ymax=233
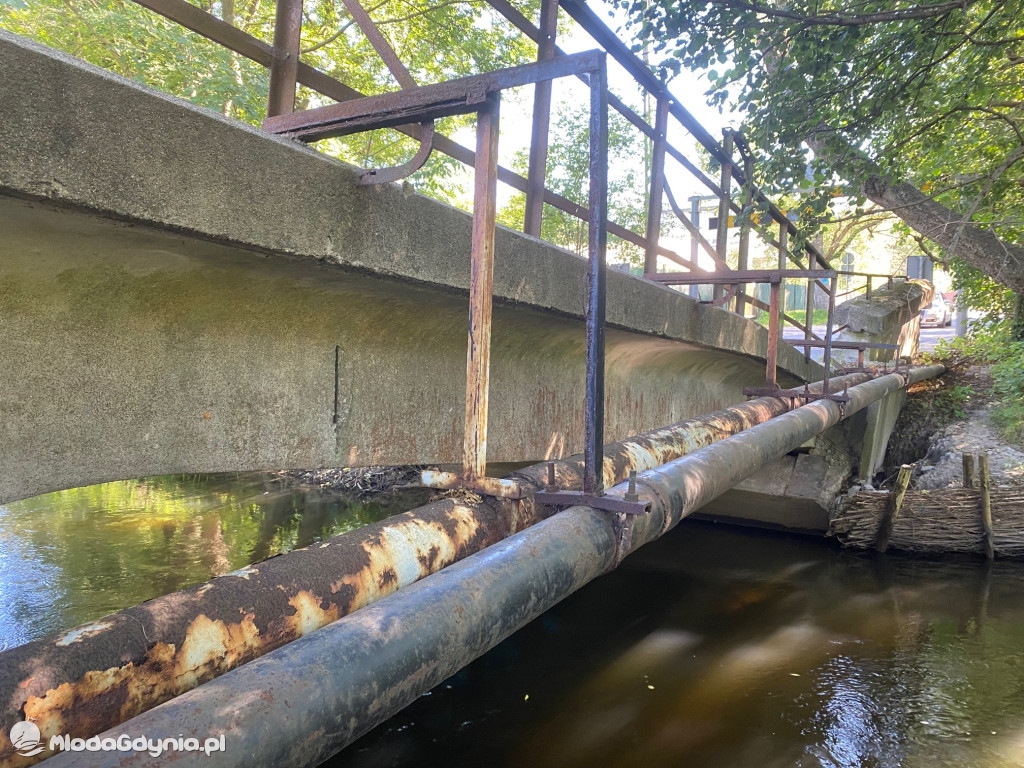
xmin=41 ymin=365 xmax=945 ymax=768
xmin=626 ymin=365 xmax=946 ymax=551
xmin=0 ymin=372 xmax=871 ymax=768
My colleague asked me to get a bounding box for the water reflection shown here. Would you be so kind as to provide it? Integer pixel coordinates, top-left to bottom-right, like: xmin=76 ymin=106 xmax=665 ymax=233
xmin=333 ymin=523 xmax=1024 ymax=768
xmin=0 ymin=473 xmax=423 ymax=651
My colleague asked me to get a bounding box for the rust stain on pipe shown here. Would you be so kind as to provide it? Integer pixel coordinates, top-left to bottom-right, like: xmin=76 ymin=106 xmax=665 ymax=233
xmin=0 ymin=499 xmax=522 ymax=767
xmin=0 ymin=371 xmax=870 ymax=767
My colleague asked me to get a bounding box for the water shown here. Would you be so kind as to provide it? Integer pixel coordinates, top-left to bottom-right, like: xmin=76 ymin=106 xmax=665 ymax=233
xmin=331 ymin=524 xmax=1024 ymax=768
xmin=3 ymin=476 xmax=1024 ymax=767
xmin=0 ymin=473 xmax=423 ymax=650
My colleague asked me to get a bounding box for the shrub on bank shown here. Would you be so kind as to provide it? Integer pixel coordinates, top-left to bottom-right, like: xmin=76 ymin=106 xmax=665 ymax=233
xmin=930 ymin=319 xmax=1024 ymax=447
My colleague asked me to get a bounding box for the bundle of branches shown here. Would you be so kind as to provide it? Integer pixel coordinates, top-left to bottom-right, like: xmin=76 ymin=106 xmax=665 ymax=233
xmin=831 ymin=487 xmax=1024 ymax=557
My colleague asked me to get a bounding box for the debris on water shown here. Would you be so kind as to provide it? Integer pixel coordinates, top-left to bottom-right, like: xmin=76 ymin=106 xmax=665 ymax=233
xmin=279 ymin=466 xmax=425 ymax=496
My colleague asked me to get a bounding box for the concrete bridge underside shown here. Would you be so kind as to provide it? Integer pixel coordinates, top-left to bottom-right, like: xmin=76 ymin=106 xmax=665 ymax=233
xmin=0 ymin=31 xmax=821 ymax=504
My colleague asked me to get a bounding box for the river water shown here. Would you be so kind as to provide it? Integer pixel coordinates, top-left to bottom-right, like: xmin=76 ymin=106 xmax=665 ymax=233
xmin=3 ymin=474 xmax=1024 ymax=767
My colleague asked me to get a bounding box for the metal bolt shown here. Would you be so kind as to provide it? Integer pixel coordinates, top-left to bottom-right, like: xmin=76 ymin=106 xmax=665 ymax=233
xmin=624 ymin=470 xmax=639 ymax=502
xmin=547 ymin=462 xmax=556 ymax=489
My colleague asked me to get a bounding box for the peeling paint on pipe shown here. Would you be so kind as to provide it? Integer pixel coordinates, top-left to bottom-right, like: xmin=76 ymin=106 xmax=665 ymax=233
xmin=38 ymin=365 xmax=944 ymax=768
xmin=0 ymin=371 xmax=870 ymax=767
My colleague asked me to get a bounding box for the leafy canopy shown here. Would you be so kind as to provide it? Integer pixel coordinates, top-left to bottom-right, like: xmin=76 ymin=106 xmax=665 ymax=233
xmin=619 ymin=0 xmax=1024 ymax=303
xmin=499 ymin=103 xmax=648 ymax=261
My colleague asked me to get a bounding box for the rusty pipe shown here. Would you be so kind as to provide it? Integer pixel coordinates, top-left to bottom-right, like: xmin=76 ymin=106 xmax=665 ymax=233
xmin=41 ymin=365 xmax=944 ymax=768
xmin=627 ymin=365 xmax=946 ymax=551
xmin=0 ymin=371 xmax=868 ymax=766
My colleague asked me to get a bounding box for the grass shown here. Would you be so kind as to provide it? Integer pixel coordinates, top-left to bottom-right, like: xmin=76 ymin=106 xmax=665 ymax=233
xmin=753 ymin=308 xmax=832 ymax=328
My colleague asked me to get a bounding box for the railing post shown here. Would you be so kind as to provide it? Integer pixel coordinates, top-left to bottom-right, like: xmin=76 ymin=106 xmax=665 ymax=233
xmin=714 ymin=129 xmax=733 ymax=303
xmin=765 ymin=279 xmax=780 ymax=388
xmin=689 ymin=195 xmax=701 ymax=299
xmin=777 ymin=221 xmax=787 ymax=344
xmin=866 ymin=276 xmax=873 ymax=301
xmin=736 ymin=150 xmax=753 ymax=317
xmin=643 ymin=98 xmax=669 ymax=274
xmin=267 ymin=0 xmax=303 ymax=118
xmin=584 ymin=57 xmax=608 ymax=497
xmin=523 ymin=0 xmax=558 ymax=237
xmin=823 ymin=269 xmax=836 ymax=394
xmin=803 ymin=243 xmax=815 ymax=345
xmin=462 ymin=95 xmax=501 ymax=482
xmin=803 ymin=272 xmax=814 ymax=358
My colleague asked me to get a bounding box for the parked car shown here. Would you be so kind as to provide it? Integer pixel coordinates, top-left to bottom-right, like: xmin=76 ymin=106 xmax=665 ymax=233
xmin=921 ymin=294 xmax=952 ymax=326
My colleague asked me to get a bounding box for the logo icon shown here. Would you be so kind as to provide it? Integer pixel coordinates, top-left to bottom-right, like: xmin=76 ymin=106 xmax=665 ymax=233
xmin=10 ymin=720 xmax=44 ymax=757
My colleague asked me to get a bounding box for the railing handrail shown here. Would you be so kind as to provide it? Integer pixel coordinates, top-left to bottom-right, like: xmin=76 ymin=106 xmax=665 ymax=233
xmin=117 ymin=0 xmax=902 ymax=384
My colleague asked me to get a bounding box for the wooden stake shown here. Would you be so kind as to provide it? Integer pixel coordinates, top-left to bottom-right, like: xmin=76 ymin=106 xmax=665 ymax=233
xmin=979 ymin=452 xmax=994 ymax=559
xmin=875 ymin=464 xmax=912 ymax=553
xmin=963 ymin=452 xmax=975 ymax=488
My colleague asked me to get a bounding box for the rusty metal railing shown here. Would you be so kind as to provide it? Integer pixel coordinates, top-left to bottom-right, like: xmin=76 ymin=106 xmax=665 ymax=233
xmin=112 ymin=0 xmax=903 ymax=498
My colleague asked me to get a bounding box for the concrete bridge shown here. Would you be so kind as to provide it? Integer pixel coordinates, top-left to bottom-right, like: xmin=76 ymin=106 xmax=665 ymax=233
xmin=0 ymin=30 xmax=823 ymax=505
xmin=0 ymin=23 xmax=948 ymax=768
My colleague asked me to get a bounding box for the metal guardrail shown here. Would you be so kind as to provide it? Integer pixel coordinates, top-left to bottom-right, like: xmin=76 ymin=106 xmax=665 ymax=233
xmin=110 ymin=0 xmax=906 ymax=499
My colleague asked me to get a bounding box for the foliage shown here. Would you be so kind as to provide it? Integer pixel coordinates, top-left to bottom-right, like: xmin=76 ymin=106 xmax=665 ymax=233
xmin=948 ymin=260 xmax=1015 ymax=319
xmin=930 ymin=318 xmax=1024 ymax=445
xmin=498 ymin=103 xmax=648 ymax=261
xmin=617 ymin=0 xmax=1024 ymax=287
xmin=0 ymin=0 xmax=539 ymax=201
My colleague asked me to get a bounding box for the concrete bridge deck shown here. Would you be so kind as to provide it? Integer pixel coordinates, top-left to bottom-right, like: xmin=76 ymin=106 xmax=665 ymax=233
xmin=0 ymin=30 xmax=820 ymax=504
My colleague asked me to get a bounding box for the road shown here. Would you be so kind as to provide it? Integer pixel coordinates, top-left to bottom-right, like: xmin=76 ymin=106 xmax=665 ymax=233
xmin=918 ymin=323 xmax=957 ymax=352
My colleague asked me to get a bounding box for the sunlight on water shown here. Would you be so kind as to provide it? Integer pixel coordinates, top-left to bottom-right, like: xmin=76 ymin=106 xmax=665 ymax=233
xmin=0 ymin=473 xmax=420 ymax=651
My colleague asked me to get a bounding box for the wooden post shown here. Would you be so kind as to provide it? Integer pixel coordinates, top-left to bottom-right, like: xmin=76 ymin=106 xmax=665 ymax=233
xmin=963 ymin=452 xmax=975 ymax=488
xmin=875 ymin=464 xmax=912 ymax=553
xmin=979 ymin=452 xmax=995 ymax=559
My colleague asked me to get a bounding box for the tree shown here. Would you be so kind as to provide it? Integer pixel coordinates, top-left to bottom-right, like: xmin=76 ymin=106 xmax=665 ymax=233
xmin=499 ymin=103 xmax=648 ymax=262
xmin=618 ymin=0 xmax=1024 ymax=297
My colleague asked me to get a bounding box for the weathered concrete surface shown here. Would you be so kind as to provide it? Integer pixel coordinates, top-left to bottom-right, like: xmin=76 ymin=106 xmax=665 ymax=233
xmin=694 ymin=453 xmax=834 ymax=532
xmin=0 ymin=31 xmax=821 ymax=503
xmin=694 ymin=412 xmax=868 ymax=532
xmin=857 ymin=387 xmax=907 ymax=479
xmin=835 ymin=279 xmax=934 ymax=362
